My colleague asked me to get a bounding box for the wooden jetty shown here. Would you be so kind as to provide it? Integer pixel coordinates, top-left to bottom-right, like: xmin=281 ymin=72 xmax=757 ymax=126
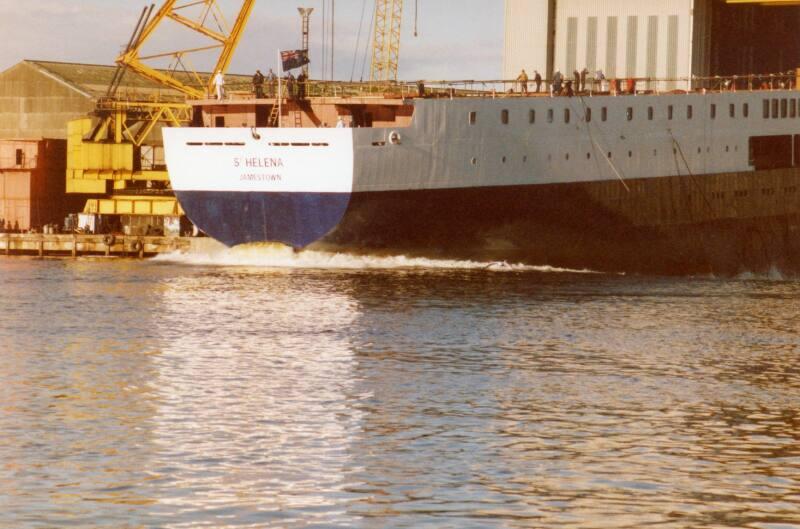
xmin=0 ymin=233 xmax=192 ymax=259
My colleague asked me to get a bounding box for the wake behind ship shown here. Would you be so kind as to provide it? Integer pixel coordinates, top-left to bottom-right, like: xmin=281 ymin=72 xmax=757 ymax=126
xmin=163 ymin=75 xmax=800 ymax=275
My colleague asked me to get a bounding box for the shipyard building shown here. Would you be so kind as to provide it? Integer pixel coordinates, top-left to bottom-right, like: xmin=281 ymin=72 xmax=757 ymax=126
xmin=504 ymin=0 xmax=800 ymax=88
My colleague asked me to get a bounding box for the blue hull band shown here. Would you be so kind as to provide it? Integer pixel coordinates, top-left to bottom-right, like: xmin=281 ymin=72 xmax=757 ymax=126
xmin=175 ymin=190 xmax=351 ymax=248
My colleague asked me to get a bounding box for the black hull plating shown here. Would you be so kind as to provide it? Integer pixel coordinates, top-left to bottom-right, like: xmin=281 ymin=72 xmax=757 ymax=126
xmin=319 ymin=169 xmax=800 ymax=275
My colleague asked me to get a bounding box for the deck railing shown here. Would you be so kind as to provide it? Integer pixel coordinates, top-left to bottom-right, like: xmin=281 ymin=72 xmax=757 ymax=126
xmin=217 ymin=70 xmax=800 ymax=101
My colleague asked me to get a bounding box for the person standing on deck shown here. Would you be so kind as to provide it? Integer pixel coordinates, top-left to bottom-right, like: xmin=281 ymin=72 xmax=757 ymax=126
xmin=534 ymin=70 xmax=542 ymax=93
xmin=573 ymin=70 xmax=581 ymax=93
xmin=213 ymin=70 xmax=225 ymax=100
xmin=580 ymin=68 xmax=589 ymax=92
xmin=297 ymin=71 xmax=307 ymax=100
xmin=552 ymin=70 xmax=563 ymax=95
xmin=517 ymin=69 xmax=529 ymax=95
xmin=252 ymin=69 xmax=265 ymax=99
xmin=266 ymin=68 xmax=277 ymax=97
xmin=286 ymin=71 xmax=296 ymax=100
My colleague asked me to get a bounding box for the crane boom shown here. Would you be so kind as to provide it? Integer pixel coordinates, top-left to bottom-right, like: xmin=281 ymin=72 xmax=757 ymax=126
xmin=116 ymin=0 xmax=256 ymax=99
xmin=370 ymin=0 xmax=403 ymax=83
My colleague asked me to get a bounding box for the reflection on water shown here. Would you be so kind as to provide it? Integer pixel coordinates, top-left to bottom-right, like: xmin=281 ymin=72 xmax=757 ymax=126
xmin=0 ymin=256 xmax=799 ymax=528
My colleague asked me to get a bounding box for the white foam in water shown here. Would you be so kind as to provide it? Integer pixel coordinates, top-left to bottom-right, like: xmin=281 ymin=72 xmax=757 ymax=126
xmin=153 ymin=242 xmax=596 ymax=273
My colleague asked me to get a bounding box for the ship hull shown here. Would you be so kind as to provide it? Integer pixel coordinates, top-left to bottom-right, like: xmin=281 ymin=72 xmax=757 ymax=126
xmin=317 ymin=175 xmax=800 ymax=275
xmin=164 ymin=89 xmax=800 ymax=274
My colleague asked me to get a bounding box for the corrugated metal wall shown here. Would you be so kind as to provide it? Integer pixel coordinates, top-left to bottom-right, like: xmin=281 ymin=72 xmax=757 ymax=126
xmin=552 ymin=0 xmax=695 ymax=89
xmin=503 ymin=0 xmax=552 ymax=80
xmin=0 ymin=63 xmax=94 ymax=140
xmin=505 ymin=0 xmax=698 ymax=88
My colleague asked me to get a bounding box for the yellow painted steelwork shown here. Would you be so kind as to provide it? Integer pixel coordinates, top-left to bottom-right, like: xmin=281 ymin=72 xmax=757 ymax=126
xmin=68 ymin=0 xmax=256 ymax=220
xmin=370 ymin=0 xmax=404 ymax=83
xmin=117 ymin=0 xmax=257 ymax=99
xmin=83 ymin=196 xmax=184 ymax=216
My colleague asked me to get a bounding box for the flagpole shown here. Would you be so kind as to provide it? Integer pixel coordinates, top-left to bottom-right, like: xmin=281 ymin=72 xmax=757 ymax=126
xmin=277 ymin=49 xmax=283 ymax=128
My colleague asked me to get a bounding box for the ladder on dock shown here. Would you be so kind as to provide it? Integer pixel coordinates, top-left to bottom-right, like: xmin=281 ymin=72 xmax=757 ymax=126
xmin=293 ymin=110 xmax=303 ymax=128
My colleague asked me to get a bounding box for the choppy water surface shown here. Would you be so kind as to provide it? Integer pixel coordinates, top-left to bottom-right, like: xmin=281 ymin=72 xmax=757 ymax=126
xmin=1 ymin=248 xmax=799 ymax=529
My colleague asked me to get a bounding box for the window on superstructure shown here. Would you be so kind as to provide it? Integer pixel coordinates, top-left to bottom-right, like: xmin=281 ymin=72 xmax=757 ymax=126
xmin=15 ymin=149 xmax=23 ymax=166
xmin=763 ymin=100 xmax=770 ymax=118
xmin=710 ymin=104 xmax=716 ymax=119
xmin=564 ymin=109 xmax=571 ymax=123
xmin=729 ymin=104 xmax=735 ymax=118
xmin=668 ymin=105 xmax=674 ymax=120
xmin=791 ymin=100 xmax=797 ymax=118
xmin=772 ymin=99 xmax=779 ymax=118
xmin=585 ymin=108 xmax=592 ymax=122
xmin=529 ymin=110 xmax=535 ymax=124
xmin=743 ymin=103 xmax=749 ymax=118
xmin=781 ymin=99 xmax=788 ymax=118
xmin=687 ymin=105 xmax=693 ymax=119
xmin=601 ymin=107 xmax=608 ymax=121
xmin=214 ymin=116 xmax=225 ymax=127
xmin=501 ymin=109 xmax=509 ymax=124
xmin=647 ymin=107 xmax=654 ymax=120
xmin=626 ymin=107 xmax=633 ymax=121
xmin=468 ymin=111 xmax=477 ymax=125
xmin=547 ymin=109 xmax=554 ymax=123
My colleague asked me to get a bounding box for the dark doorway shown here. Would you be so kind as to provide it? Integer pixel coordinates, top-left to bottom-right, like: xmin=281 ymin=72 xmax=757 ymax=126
xmin=710 ymin=1 xmax=800 ymax=76
xmin=256 ymin=105 xmax=269 ymax=127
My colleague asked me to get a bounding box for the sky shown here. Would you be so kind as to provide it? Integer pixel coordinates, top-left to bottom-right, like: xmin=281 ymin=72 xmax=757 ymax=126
xmin=0 ymin=0 xmax=505 ymax=81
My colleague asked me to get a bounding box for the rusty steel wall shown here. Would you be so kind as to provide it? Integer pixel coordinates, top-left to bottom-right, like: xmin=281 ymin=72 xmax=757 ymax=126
xmin=0 ymin=139 xmax=75 ymax=231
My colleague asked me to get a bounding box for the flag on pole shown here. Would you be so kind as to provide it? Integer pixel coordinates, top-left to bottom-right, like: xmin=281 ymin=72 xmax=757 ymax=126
xmin=280 ymin=49 xmax=310 ymax=72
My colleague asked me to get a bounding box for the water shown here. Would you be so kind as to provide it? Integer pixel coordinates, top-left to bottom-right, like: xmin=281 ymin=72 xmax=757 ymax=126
xmin=1 ymin=247 xmax=799 ymax=529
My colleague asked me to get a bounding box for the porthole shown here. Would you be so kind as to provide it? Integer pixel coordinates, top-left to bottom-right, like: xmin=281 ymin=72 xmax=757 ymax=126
xmin=697 ymin=147 xmax=702 ymax=154
xmin=626 ymin=107 xmax=633 ymax=121
xmin=725 ymin=146 xmax=729 ymax=152
xmin=471 ymin=157 xmax=477 ymax=165
xmin=502 ymin=156 xmax=507 ymax=163
xmin=653 ymin=149 xmax=657 ymax=156
xmin=501 ymin=109 xmax=509 ymax=124
xmin=565 ymin=153 xmax=570 ymax=160
xmin=628 ymin=150 xmax=633 ymax=158
xmin=523 ymin=155 xmax=528 ymax=163
xmin=607 ymin=152 xmax=612 ymax=158
xmin=586 ymin=152 xmax=591 ymax=159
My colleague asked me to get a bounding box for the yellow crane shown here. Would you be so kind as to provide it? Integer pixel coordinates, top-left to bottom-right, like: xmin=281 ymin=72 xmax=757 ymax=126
xmin=370 ymin=0 xmax=404 ymax=83
xmin=117 ymin=0 xmax=256 ymax=99
xmin=66 ymin=0 xmax=256 ymax=225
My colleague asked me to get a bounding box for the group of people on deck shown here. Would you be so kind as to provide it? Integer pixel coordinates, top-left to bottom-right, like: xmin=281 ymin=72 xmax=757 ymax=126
xmin=515 ymin=67 xmax=607 ymax=96
xmin=0 ymin=219 xmax=20 ymax=233
xmin=210 ymin=68 xmax=307 ymax=100
xmin=251 ymin=69 xmax=307 ymax=100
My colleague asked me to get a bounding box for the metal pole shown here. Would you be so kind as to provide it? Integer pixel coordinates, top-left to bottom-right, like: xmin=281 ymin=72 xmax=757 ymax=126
xmin=277 ymin=49 xmax=283 ymax=128
xmin=331 ymin=0 xmax=335 ymax=81
xmin=298 ymin=8 xmax=314 ymax=79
